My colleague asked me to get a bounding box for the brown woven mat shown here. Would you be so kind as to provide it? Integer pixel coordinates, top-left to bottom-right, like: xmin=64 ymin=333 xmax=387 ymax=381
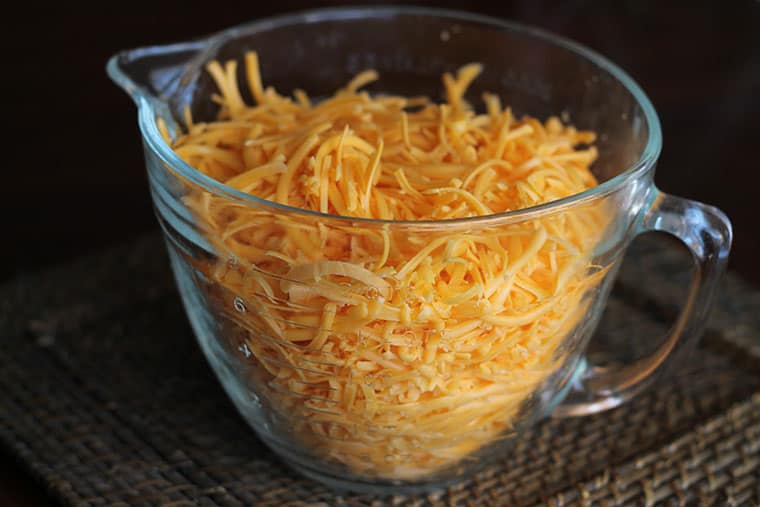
xmin=1 ymin=233 xmax=758 ymax=506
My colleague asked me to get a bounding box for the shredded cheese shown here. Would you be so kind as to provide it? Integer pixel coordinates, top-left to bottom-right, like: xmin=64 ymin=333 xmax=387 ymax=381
xmin=170 ymin=52 xmax=610 ymax=479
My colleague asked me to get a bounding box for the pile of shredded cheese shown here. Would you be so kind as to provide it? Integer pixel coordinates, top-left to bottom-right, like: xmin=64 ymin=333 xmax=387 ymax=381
xmin=166 ymin=52 xmax=609 ymax=479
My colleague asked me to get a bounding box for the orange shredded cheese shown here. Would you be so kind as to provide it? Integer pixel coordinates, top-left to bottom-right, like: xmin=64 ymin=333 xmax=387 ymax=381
xmin=169 ymin=52 xmax=610 ymax=479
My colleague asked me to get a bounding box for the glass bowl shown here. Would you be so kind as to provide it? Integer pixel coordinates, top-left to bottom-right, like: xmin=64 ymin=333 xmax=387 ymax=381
xmin=108 ymin=6 xmax=731 ymax=494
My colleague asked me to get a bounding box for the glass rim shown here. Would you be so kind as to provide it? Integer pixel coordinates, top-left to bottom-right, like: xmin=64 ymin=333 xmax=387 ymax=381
xmin=122 ymin=5 xmax=663 ymax=227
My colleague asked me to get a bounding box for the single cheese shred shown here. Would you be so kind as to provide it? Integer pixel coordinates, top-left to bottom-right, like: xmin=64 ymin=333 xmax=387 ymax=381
xmin=168 ymin=53 xmax=610 ymax=479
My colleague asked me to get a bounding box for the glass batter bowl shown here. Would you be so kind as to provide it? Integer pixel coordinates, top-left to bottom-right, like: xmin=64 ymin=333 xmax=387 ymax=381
xmin=108 ymin=7 xmax=731 ymax=494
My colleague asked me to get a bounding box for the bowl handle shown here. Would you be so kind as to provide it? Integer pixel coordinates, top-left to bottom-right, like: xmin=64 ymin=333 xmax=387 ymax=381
xmin=552 ymin=189 xmax=732 ymax=417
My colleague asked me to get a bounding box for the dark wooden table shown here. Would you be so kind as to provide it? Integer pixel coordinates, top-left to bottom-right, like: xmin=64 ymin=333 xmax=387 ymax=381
xmin=4 ymin=1 xmax=759 ymax=504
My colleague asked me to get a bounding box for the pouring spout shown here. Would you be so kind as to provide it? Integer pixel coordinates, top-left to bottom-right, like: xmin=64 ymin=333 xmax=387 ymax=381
xmin=107 ymin=39 xmax=218 ymax=257
xmin=107 ymin=40 xmax=207 ymax=105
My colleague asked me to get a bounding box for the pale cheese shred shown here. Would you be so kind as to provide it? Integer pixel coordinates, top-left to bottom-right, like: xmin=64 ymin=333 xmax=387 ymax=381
xmin=170 ymin=52 xmax=610 ymax=479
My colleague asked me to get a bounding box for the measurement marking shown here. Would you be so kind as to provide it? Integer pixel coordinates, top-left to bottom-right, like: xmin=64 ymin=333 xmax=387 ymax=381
xmin=268 ymin=383 xmax=338 ymax=405
xmin=259 ymin=356 xmax=331 ymax=377
xmin=233 ymin=296 xmax=247 ymax=313
xmin=238 ymin=343 xmax=252 ymax=358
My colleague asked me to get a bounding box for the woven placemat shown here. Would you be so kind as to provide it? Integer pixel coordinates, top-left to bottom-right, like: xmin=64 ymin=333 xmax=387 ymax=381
xmin=1 ymin=233 xmax=758 ymax=506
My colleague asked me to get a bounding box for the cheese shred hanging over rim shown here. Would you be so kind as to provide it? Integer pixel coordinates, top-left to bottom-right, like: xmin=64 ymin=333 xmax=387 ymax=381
xmin=168 ymin=52 xmax=611 ymax=479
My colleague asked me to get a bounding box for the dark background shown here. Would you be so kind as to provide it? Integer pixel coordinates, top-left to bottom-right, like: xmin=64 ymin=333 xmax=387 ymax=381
xmin=3 ymin=1 xmax=759 ymax=504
